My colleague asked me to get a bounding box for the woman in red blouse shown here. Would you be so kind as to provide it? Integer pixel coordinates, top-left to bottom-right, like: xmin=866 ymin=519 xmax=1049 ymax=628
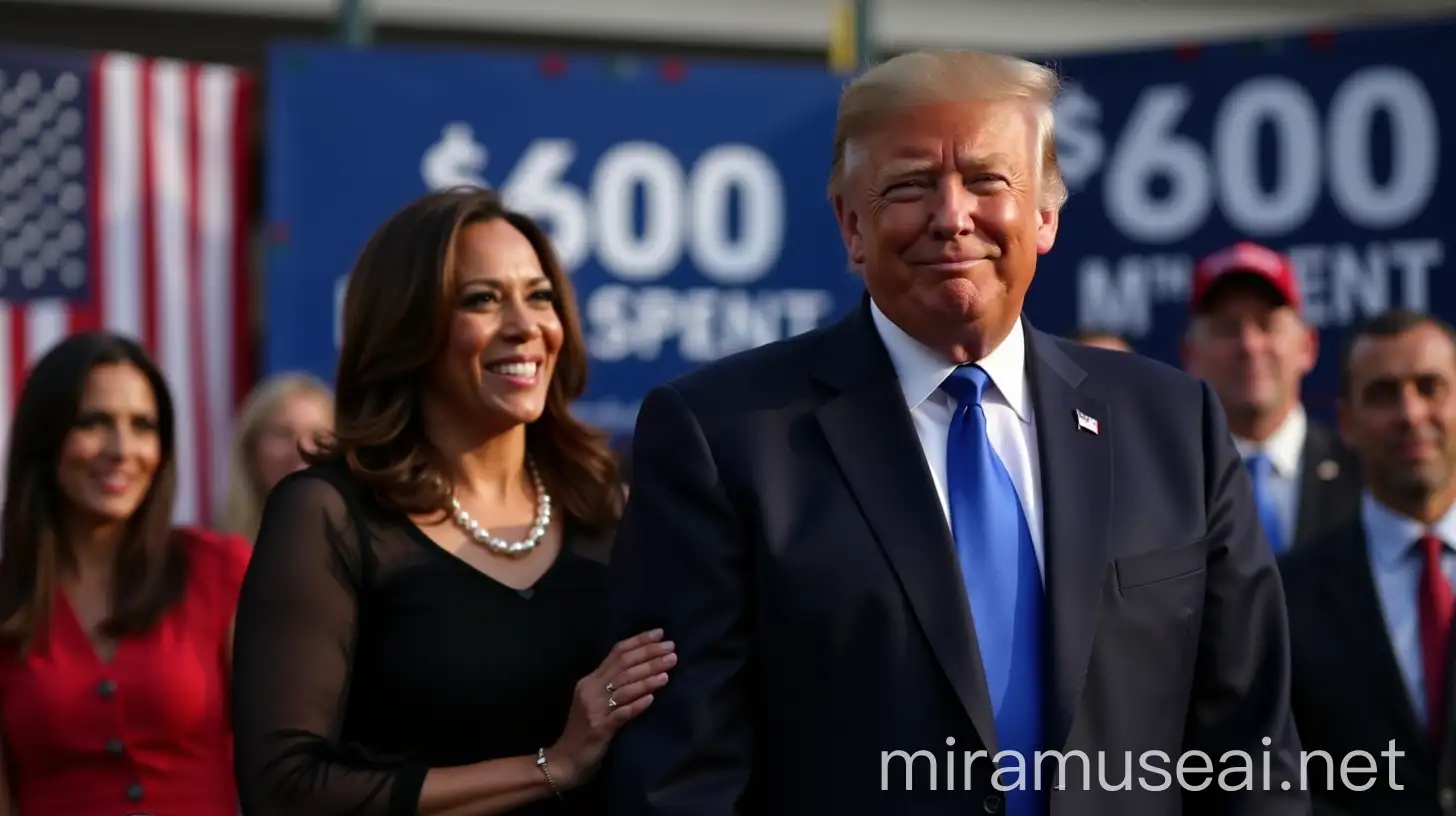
xmin=0 ymin=331 xmax=250 ymax=816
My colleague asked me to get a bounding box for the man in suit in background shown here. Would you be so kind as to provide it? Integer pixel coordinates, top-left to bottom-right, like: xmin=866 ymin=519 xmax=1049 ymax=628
xmin=606 ymin=49 xmax=1306 ymax=815
xmin=1182 ymin=242 xmax=1362 ymax=552
xmin=1282 ymin=309 xmax=1456 ymax=815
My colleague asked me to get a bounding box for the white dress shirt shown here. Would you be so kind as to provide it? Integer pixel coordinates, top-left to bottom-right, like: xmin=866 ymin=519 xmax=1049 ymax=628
xmin=1232 ymin=405 xmax=1307 ymax=548
xmin=1362 ymin=492 xmax=1456 ymax=728
xmin=869 ymin=301 xmax=1046 ymax=579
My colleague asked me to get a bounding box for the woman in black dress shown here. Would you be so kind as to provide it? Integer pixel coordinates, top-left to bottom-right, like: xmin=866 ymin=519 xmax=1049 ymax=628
xmin=231 ymin=187 xmax=675 ymax=815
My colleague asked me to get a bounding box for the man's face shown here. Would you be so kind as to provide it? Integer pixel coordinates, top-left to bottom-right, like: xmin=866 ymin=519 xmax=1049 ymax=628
xmin=1181 ymin=282 xmax=1315 ymax=420
xmin=832 ymin=100 xmax=1059 ymax=360
xmin=1339 ymin=323 xmax=1456 ymax=504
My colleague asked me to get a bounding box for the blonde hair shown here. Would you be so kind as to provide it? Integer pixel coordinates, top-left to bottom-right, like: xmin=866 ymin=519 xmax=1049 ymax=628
xmin=828 ymin=49 xmax=1067 ymax=210
xmin=219 ymin=372 xmax=333 ymax=540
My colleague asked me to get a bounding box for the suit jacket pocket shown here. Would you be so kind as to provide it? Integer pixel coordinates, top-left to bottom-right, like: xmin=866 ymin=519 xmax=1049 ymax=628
xmin=1114 ymin=538 xmax=1208 ymax=591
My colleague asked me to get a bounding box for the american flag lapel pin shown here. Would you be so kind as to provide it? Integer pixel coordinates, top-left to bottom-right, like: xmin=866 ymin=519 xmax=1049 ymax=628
xmin=1076 ymin=409 xmax=1100 ymax=435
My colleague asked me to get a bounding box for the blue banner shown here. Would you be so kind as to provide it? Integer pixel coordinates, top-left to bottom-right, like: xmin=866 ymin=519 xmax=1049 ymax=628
xmin=1034 ymin=20 xmax=1452 ymax=412
xmin=264 ymin=44 xmax=860 ymax=434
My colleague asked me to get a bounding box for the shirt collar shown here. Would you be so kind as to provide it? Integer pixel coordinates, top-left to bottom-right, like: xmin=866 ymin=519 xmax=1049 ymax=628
xmin=1363 ymin=491 xmax=1456 ymax=569
xmin=869 ymin=299 xmax=1031 ymax=423
xmin=1233 ymin=405 xmax=1306 ymax=478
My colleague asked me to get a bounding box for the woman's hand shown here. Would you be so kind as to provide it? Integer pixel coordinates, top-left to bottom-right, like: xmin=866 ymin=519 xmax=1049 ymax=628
xmin=546 ymin=628 xmax=676 ymax=789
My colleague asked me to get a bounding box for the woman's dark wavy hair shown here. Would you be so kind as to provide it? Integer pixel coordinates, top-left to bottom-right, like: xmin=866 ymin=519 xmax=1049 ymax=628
xmin=310 ymin=186 xmax=621 ymax=531
xmin=0 ymin=332 xmax=186 ymax=650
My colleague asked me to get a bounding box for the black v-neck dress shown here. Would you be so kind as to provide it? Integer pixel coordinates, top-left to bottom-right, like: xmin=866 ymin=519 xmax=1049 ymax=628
xmin=231 ymin=461 xmax=612 ymax=815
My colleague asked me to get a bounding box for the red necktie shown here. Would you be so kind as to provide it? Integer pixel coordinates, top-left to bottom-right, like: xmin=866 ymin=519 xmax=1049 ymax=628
xmin=1418 ymin=533 xmax=1453 ymax=746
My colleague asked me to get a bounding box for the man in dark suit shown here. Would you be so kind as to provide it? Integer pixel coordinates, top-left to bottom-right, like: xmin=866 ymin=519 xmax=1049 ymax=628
xmin=1281 ymin=309 xmax=1456 ymax=815
xmin=605 ymin=49 xmax=1306 ymax=815
xmin=1181 ymin=242 xmax=1362 ymax=552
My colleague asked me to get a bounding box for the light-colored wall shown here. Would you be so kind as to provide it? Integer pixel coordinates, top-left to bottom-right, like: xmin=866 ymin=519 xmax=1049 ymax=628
xmin=34 ymin=0 xmax=1456 ymax=54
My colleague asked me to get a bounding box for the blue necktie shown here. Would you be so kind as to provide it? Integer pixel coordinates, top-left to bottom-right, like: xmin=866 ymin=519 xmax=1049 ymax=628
xmin=941 ymin=366 xmax=1045 ymax=815
xmin=1245 ymin=454 xmax=1285 ymax=553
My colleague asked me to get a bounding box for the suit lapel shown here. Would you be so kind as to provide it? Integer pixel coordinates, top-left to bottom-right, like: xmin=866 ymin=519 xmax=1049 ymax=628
xmin=1293 ymin=430 xmax=1324 ymax=549
xmin=1294 ymin=424 xmax=1346 ymax=549
xmin=1024 ymin=328 xmax=1113 ymax=752
xmin=812 ymin=299 xmax=1000 ymax=753
xmin=1323 ymin=526 xmax=1429 ymax=753
xmin=1441 ymin=613 xmax=1456 ymax=763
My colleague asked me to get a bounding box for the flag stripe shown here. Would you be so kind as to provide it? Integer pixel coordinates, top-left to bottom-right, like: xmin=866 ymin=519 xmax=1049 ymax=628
xmin=153 ymin=60 xmax=198 ymax=525
xmin=199 ymin=65 xmax=237 ymax=522
xmin=139 ymin=57 xmax=158 ymax=354
xmin=184 ymin=63 xmax=213 ymax=532
xmin=230 ymin=71 xmax=255 ymax=413
xmin=101 ymin=52 xmax=141 ymax=341
xmin=26 ymin=302 xmax=68 ymax=360
xmin=0 ymin=47 xmax=253 ymax=529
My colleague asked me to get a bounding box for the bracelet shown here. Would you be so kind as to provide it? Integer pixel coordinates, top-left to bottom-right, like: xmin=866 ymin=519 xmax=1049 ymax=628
xmin=536 ymin=747 xmax=564 ymax=800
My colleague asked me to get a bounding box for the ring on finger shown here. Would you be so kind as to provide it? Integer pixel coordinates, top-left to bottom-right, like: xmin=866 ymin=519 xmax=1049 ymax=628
xmin=606 ymin=682 xmax=616 ymax=694
xmin=608 ymin=695 xmax=619 ymax=711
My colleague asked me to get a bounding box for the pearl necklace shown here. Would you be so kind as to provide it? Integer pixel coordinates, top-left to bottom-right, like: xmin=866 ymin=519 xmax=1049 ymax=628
xmin=446 ymin=458 xmax=552 ymax=557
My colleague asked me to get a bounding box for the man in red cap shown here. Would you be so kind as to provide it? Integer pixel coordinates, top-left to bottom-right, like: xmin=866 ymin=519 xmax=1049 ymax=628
xmin=1181 ymin=241 xmax=1361 ymax=552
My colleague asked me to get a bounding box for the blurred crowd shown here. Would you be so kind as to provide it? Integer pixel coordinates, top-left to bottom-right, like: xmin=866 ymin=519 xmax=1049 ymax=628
xmin=1 ymin=33 xmax=1454 ymax=816
xmin=1077 ymin=240 xmax=1456 ymax=814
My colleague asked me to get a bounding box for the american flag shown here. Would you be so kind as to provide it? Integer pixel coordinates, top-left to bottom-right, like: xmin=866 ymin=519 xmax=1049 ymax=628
xmin=0 ymin=45 xmax=255 ymax=527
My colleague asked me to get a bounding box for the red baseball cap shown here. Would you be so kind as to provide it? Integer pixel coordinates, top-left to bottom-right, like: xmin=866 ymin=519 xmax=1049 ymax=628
xmin=1189 ymin=241 xmax=1300 ymax=314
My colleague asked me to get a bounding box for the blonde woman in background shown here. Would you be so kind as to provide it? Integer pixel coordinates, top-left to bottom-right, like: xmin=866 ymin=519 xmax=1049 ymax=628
xmin=221 ymin=373 xmax=333 ymax=539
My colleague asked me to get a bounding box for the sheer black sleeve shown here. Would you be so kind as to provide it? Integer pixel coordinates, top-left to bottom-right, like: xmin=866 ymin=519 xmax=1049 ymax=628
xmin=231 ymin=469 xmax=428 ymax=816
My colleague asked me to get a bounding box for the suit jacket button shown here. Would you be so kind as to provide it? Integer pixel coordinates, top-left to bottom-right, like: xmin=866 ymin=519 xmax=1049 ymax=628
xmin=97 ymin=679 xmax=117 ymax=699
xmin=982 ymin=794 xmax=1002 ymax=813
xmin=126 ymin=782 xmax=143 ymax=801
xmin=105 ymin=738 xmax=124 ymax=755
